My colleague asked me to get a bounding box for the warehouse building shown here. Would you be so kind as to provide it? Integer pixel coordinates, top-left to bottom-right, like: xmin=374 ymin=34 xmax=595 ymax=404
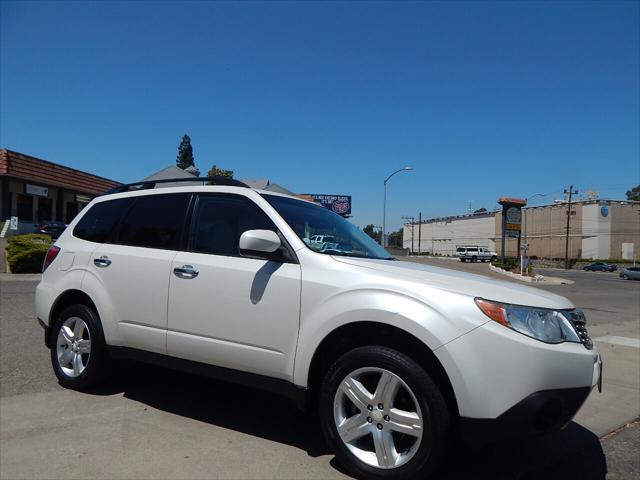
xmin=0 ymin=149 xmax=121 ymax=229
xmin=403 ymin=199 xmax=640 ymax=261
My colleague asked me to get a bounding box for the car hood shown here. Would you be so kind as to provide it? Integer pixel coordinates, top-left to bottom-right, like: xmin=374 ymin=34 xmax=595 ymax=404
xmin=331 ymin=257 xmax=574 ymax=310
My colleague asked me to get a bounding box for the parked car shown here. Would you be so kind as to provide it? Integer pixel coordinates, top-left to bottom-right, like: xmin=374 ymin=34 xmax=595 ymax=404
xmin=583 ymin=262 xmax=618 ymax=272
xmin=619 ymin=266 xmax=640 ymax=280
xmin=36 ymin=178 xmax=601 ymax=479
xmin=456 ymin=245 xmax=497 ymax=263
xmin=36 ymin=221 xmax=67 ymax=239
xmin=309 ymin=234 xmax=339 ymax=251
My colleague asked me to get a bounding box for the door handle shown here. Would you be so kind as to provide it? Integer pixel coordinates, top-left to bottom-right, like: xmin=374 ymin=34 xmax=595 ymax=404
xmin=173 ymin=265 xmax=199 ymax=279
xmin=93 ymin=256 xmax=112 ymax=268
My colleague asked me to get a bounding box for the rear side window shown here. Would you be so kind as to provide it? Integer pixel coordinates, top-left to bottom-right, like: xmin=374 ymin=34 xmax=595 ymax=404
xmin=189 ymin=194 xmax=276 ymax=256
xmin=73 ymin=198 xmax=133 ymax=243
xmin=115 ymin=194 xmax=191 ymax=250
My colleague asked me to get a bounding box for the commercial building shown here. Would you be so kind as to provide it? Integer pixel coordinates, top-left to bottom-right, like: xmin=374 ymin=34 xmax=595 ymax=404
xmin=0 ymin=149 xmax=121 ymax=228
xmin=403 ymin=199 xmax=640 ymax=261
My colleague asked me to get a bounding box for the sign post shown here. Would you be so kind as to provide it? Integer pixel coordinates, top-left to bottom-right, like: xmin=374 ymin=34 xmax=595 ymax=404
xmin=498 ymin=198 xmax=527 ymax=262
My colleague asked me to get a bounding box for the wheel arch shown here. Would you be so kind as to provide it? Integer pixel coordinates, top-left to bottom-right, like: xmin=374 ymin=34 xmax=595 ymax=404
xmin=47 ymin=289 xmax=100 ymax=348
xmin=305 ymin=321 xmax=459 ymax=421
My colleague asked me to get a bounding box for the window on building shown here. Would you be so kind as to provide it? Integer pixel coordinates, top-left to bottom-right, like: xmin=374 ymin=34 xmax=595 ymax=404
xmin=115 ymin=194 xmax=191 ymax=250
xmin=37 ymin=197 xmax=53 ymax=223
xmin=66 ymin=202 xmax=79 ymax=223
xmin=17 ymin=194 xmax=33 ymax=221
xmin=189 ymin=194 xmax=276 ymax=256
xmin=73 ymin=197 xmax=133 ymax=243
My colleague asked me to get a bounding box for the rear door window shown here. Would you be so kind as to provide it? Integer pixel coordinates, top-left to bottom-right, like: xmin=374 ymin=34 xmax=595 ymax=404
xmin=114 ymin=194 xmax=191 ymax=250
xmin=73 ymin=197 xmax=133 ymax=243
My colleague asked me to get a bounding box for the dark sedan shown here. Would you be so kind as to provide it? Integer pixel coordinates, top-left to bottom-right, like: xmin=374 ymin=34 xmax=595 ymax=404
xmin=583 ymin=262 xmax=618 ymax=272
xmin=36 ymin=221 xmax=67 ymax=239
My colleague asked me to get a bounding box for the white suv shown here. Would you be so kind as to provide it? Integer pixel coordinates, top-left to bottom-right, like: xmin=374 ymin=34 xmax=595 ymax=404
xmin=36 ymin=178 xmax=601 ymax=480
xmin=456 ymin=246 xmax=497 ymax=263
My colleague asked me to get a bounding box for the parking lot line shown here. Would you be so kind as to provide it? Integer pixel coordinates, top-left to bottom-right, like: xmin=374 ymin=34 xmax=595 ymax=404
xmin=594 ymin=336 xmax=640 ymax=349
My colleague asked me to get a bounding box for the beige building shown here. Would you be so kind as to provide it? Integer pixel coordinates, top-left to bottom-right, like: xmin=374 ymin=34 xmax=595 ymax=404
xmin=404 ymin=199 xmax=640 ymax=261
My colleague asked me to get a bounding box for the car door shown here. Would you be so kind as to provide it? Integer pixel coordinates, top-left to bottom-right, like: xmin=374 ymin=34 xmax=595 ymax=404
xmin=88 ymin=193 xmax=191 ymax=354
xmin=166 ymin=192 xmax=302 ymax=381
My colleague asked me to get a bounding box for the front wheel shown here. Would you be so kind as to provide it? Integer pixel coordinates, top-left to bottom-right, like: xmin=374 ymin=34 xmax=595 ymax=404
xmin=320 ymin=346 xmax=449 ymax=479
xmin=622 ymin=274 xmax=630 ymax=280
xmin=50 ymin=304 xmax=111 ymax=390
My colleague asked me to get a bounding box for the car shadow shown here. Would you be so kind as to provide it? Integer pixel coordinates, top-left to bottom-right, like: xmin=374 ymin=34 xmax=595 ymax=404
xmin=91 ymin=361 xmax=607 ymax=479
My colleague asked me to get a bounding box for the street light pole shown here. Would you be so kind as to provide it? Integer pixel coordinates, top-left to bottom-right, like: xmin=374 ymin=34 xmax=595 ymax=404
xmin=383 ymin=166 xmax=413 ymax=247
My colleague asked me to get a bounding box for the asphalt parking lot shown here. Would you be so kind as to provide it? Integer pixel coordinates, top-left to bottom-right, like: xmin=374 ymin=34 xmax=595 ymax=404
xmin=1 ymin=263 xmax=638 ymax=479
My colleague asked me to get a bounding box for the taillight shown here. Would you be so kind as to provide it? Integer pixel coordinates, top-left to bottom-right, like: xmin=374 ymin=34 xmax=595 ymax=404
xmin=43 ymin=246 xmax=61 ymax=272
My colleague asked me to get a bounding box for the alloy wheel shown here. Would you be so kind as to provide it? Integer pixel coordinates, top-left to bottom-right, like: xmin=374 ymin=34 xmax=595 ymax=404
xmin=333 ymin=367 xmax=424 ymax=469
xmin=56 ymin=317 xmax=91 ymax=378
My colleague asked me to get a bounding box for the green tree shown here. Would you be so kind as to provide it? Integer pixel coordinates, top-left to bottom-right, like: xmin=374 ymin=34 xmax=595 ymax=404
xmin=626 ymin=185 xmax=640 ymax=201
xmin=474 ymin=207 xmax=487 ymax=214
xmin=387 ymin=228 xmax=403 ymax=248
xmin=363 ymin=224 xmax=381 ymax=244
xmin=176 ymin=134 xmax=195 ymax=169
xmin=207 ymin=165 xmax=234 ymax=179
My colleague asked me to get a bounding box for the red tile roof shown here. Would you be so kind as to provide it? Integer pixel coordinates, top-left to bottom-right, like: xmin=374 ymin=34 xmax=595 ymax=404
xmin=0 ymin=149 xmax=121 ymax=195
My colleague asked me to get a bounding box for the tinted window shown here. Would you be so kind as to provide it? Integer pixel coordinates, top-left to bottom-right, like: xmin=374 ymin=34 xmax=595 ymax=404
xmin=189 ymin=194 xmax=276 ymax=256
xmin=115 ymin=194 xmax=190 ymax=250
xmin=73 ymin=198 xmax=133 ymax=243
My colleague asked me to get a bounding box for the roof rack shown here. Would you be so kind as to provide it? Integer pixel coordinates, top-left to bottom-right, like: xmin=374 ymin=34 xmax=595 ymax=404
xmin=103 ymin=176 xmax=250 ymax=195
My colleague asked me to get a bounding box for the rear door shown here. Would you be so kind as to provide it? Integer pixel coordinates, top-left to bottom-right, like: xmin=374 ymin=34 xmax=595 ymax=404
xmin=166 ymin=192 xmax=301 ymax=381
xmin=87 ymin=193 xmax=191 ymax=354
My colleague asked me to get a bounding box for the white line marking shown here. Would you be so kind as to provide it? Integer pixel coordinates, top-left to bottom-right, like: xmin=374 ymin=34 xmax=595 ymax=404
xmin=594 ymin=336 xmax=640 ymax=348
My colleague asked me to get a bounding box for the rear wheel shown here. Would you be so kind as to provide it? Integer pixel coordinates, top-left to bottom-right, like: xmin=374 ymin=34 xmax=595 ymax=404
xmin=320 ymin=346 xmax=449 ymax=479
xmin=50 ymin=304 xmax=111 ymax=390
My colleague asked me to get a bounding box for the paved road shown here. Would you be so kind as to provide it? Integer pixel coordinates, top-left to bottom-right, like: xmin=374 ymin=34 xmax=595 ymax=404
xmin=1 ymin=269 xmax=638 ymax=479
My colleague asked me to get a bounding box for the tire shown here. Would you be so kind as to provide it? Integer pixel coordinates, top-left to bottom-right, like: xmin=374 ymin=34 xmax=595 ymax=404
xmin=50 ymin=304 xmax=111 ymax=390
xmin=622 ymin=274 xmax=629 ymax=280
xmin=471 ymin=256 xmax=477 ymax=263
xmin=319 ymin=346 xmax=449 ymax=480
xmin=584 ymin=267 xmax=589 ymax=271
xmin=491 ymin=256 xmax=497 ymax=262
xmin=460 ymin=258 xmax=466 ymax=263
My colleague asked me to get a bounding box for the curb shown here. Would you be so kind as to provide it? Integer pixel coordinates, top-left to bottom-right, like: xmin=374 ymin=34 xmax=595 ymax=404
xmin=489 ymin=264 xmax=574 ymax=285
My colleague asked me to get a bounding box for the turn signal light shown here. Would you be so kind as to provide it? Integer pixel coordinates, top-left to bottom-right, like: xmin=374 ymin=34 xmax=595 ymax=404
xmin=475 ymin=298 xmax=509 ymax=326
xmin=42 ymin=246 xmax=61 ymax=272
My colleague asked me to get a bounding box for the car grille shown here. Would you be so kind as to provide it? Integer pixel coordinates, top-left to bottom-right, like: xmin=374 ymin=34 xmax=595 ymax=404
xmin=567 ymin=310 xmax=593 ymax=349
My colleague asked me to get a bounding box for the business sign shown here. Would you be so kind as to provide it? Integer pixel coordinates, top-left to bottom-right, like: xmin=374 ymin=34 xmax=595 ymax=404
xmin=9 ymin=216 xmax=18 ymax=230
xmin=308 ymin=194 xmax=352 ymax=216
xmin=25 ymin=184 xmax=48 ymax=197
xmin=498 ymin=197 xmax=527 ymax=257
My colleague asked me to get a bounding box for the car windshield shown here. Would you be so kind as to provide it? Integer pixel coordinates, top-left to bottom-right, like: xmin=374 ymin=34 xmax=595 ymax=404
xmin=263 ymin=194 xmax=394 ymax=260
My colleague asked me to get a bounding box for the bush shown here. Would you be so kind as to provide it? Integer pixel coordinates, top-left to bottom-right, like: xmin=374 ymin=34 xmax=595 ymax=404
xmin=6 ymin=234 xmax=52 ymax=273
xmin=492 ymin=257 xmax=518 ymax=270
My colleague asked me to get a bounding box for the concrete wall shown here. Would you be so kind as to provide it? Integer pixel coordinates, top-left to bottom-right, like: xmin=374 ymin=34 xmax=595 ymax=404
xmin=608 ymin=202 xmax=640 ymax=260
xmin=404 ymin=214 xmax=495 ymax=255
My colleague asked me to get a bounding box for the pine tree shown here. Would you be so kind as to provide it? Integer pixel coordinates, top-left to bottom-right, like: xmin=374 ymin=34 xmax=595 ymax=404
xmin=176 ymin=134 xmax=195 ymax=169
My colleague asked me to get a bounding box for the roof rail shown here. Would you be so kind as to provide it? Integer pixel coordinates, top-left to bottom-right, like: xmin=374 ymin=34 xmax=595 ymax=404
xmin=103 ymin=176 xmax=250 ymax=195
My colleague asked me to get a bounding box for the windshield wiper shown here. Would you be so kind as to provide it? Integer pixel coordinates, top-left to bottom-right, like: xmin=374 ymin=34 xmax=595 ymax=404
xmin=326 ymin=251 xmax=394 ymax=261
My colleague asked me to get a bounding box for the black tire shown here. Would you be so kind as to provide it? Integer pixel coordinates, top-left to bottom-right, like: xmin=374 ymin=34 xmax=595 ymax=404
xmin=319 ymin=346 xmax=450 ymax=480
xmin=622 ymin=274 xmax=629 ymax=280
xmin=491 ymin=256 xmax=497 ymax=262
xmin=584 ymin=267 xmax=589 ymax=271
xmin=460 ymin=258 xmax=466 ymax=263
xmin=471 ymin=256 xmax=477 ymax=263
xmin=50 ymin=304 xmax=111 ymax=390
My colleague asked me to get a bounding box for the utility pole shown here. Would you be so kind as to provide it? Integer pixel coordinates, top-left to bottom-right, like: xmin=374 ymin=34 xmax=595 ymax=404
xmin=418 ymin=212 xmax=422 ymax=255
xmin=401 ymin=216 xmax=415 ymax=254
xmin=564 ymin=186 xmax=578 ymax=269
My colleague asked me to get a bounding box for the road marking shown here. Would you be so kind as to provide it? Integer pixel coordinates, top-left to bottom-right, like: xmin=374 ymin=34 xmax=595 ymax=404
xmin=594 ymin=336 xmax=640 ymax=348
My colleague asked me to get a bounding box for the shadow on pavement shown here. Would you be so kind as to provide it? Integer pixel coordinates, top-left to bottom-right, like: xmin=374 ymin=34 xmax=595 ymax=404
xmin=92 ymin=361 xmax=607 ymax=479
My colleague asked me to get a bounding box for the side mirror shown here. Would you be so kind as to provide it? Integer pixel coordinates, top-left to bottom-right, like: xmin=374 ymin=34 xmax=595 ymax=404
xmin=239 ymin=230 xmax=282 ymax=258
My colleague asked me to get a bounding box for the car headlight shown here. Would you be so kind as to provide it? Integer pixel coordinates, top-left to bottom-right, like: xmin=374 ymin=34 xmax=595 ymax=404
xmin=475 ymin=298 xmax=582 ymax=344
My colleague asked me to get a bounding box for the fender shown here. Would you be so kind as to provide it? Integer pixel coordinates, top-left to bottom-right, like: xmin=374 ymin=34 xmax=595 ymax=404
xmin=293 ymin=286 xmax=480 ymax=387
xmin=80 ymin=267 xmax=120 ymax=345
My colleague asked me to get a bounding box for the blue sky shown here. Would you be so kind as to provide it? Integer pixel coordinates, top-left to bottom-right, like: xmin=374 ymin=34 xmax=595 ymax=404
xmin=1 ymin=1 xmax=638 ymax=232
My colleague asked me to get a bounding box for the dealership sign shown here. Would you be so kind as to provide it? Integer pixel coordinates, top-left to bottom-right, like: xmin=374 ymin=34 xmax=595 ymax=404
xmin=309 ymin=194 xmax=352 ymax=216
